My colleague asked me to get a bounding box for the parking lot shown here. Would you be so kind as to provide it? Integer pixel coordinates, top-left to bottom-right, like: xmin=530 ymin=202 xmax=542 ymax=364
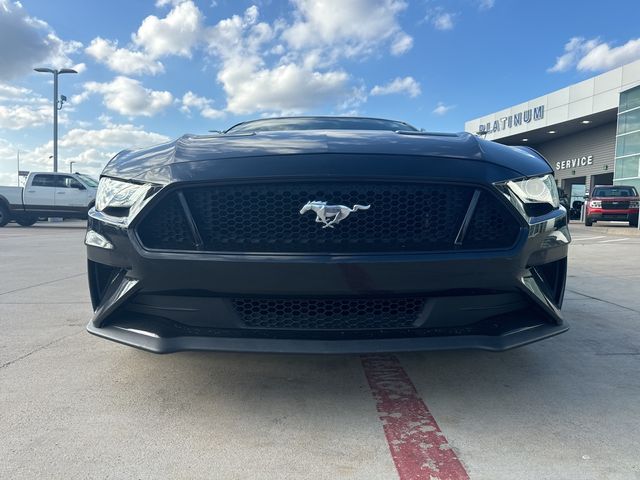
xmin=1 ymin=221 xmax=639 ymax=480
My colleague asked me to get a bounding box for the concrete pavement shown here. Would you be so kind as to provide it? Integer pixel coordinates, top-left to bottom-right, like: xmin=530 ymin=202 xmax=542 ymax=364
xmin=1 ymin=222 xmax=639 ymax=479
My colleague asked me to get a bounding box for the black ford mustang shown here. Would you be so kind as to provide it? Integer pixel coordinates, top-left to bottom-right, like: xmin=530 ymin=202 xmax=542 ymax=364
xmin=85 ymin=116 xmax=570 ymax=354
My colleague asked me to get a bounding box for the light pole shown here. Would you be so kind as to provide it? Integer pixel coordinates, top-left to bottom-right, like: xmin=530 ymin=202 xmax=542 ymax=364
xmin=33 ymin=67 xmax=78 ymax=172
xmin=69 ymin=161 xmax=76 ymax=173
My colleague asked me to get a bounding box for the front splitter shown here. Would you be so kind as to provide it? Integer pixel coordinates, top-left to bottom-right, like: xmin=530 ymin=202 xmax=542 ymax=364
xmin=87 ymin=321 xmax=568 ymax=354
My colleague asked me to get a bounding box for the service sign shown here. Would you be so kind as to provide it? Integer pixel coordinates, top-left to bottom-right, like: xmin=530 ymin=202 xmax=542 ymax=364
xmin=556 ymin=155 xmax=594 ymax=170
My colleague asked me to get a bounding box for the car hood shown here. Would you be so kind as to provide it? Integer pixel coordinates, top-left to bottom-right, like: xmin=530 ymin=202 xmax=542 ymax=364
xmin=101 ymin=130 xmax=552 ymax=183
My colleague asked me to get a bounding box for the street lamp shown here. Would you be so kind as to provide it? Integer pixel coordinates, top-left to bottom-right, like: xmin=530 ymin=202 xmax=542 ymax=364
xmin=33 ymin=67 xmax=78 ymax=172
xmin=69 ymin=161 xmax=76 ymax=173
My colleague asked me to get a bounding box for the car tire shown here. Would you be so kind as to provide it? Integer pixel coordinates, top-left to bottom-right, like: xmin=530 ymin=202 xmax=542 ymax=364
xmin=0 ymin=203 xmax=10 ymax=227
xmin=15 ymin=215 xmax=38 ymax=227
xmin=631 ymin=219 xmax=639 ymax=228
xmin=585 ymin=217 xmax=593 ymax=227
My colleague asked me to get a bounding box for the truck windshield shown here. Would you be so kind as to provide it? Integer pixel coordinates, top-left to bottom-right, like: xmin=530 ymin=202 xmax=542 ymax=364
xmin=76 ymin=174 xmax=98 ymax=187
xmin=592 ymin=187 xmax=638 ymax=197
xmin=225 ymin=117 xmax=419 ymax=133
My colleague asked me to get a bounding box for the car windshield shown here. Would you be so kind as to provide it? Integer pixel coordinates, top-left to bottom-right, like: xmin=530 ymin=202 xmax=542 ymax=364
xmin=592 ymin=187 xmax=638 ymax=197
xmin=75 ymin=174 xmax=99 ymax=187
xmin=225 ymin=117 xmax=419 ymax=133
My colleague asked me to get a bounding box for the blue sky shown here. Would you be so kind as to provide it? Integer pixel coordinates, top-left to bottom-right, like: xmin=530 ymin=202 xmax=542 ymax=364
xmin=1 ymin=0 xmax=640 ymax=184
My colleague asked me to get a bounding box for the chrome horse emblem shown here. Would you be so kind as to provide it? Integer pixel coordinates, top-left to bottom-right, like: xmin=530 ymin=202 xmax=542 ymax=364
xmin=299 ymin=201 xmax=371 ymax=228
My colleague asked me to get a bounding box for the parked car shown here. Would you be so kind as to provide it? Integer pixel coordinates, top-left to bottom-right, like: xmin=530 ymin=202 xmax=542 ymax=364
xmin=558 ymin=187 xmax=570 ymax=211
xmin=585 ymin=185 xmax=639 ymax=227
xmin=0 ymin=172 xmax=98 ymax=227
xmin=570 ymin=200 xmax=584 ymax=220
xmin=85 ymin=116 xmax=570 ymax=354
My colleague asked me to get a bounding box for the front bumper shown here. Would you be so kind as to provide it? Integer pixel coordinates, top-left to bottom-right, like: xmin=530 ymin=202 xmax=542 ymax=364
xmin=86 ymin=202 xmax=570 ymax=354
xmin=587 ymin=209 xmax=639 ymax=222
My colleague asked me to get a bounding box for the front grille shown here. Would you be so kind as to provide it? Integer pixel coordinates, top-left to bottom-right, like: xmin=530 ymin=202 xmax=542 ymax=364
xmin=136 ymin=181 xmax=521 ymax=253
xmin=602 ymin=201 xmax=630 ymax=209
xmin=233 ymin=297 xmax=426 ymax=330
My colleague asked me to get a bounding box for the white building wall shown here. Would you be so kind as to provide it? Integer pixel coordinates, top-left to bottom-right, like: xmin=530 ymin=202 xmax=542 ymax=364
xmin=464 ymin=59 xmax=640 ymax=140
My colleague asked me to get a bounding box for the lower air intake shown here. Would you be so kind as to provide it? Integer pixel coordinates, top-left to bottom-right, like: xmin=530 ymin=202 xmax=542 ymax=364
xmin=233 ymin=297 xmax=426 ymax=330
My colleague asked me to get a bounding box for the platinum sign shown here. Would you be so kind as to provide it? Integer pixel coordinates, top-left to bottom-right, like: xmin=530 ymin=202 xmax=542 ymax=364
xmin=478 ymin=105 xmax=545 ymax=134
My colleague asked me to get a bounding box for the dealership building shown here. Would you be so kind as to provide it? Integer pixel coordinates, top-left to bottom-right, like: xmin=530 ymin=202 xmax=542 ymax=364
xmin=465 ymin=59 xmax=640 ymax=206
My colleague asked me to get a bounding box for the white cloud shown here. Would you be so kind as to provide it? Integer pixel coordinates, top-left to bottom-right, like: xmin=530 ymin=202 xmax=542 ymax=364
xmin=72 ymin=63 xmax=87 ymax=74
xmin=133 ymin=0 xmax=203 ymax=58
xmin=75 ymin=76 xmax=173 ymax=117
xmin=155 ymin=0 xmax=188 ymax=6
xmin=548 ymin=37 xmax=600 ymax=73
xmin=0 ymin=83 xmax=37 ymax=101
xmin=0 ymin=139 xmax=19 ymax=185
xmin=432 ymin=12 xmax=455 ymax=31
xmin=0 ymin=81 xmax=52 ymax=129
xmin=577 ymin=38 xmax=640 ymax=72
xmin=0 ymin=0 xmax=82 ymax=80
xmin=206 ymin=6 xmax=273 ymax=58
xmin=85 ymin=1 xmax=203 ymax=75
xmin=552 ymin=36 xmax=640 ymax=73
xmin=391 ymin=32 xmax=413 ymax=56
xmin=282 ymin=0 xmax=412 ymax=58
xmin=221 ymin=61 xmax=350 ymax=114
xmin=58 ymin=124 xmax=170 ymax=150
xmin=0 ymin=171 xmax=18 ymax=186
xmin=206 ymin=6 xmax=353 ymax=115
xmin=432 ymin=101 xmax=454 ymax=115
xmin=3 ymin=123 xmax=171 ymax=179
xmin=181 ymin=91 xmax=224 ymax=119
xmin=370 ymin=76 xmax=421 ymax=98
xmin=478 ymin=0 xmax=495 ymax=10
xmin=85 ymin=37 xmax=164 ymax=76
xmin=58 ymin=124 xmax=171 ymax=176
xmin=0 ymin=103 xmax=51 ymax=129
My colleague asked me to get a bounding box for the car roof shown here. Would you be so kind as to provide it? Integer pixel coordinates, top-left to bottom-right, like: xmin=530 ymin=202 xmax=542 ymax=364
xmin=225 ymin=115 xmax=418 ymax=132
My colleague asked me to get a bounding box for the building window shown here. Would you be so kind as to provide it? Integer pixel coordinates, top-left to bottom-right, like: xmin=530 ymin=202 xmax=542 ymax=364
xmin=614 ymin=155 xmax=640 ymax=180
xmin=615 ymin=86 xmax=640 ymax=190
xmin=616 ymin=131 xmax=640 ymax=157
xmin=617 ymin=108 xmax=640 ymax=135
xmin=619 ymin=86 xmax=640 ymax=112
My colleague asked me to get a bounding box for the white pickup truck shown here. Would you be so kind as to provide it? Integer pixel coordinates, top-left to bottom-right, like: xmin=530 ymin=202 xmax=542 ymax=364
xmin=0 ymin=172 xmax=98 ymax=227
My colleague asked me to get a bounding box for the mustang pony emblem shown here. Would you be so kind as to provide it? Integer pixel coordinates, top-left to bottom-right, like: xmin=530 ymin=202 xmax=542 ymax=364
xmin=299 ymin=201 xmax=371 ymax=228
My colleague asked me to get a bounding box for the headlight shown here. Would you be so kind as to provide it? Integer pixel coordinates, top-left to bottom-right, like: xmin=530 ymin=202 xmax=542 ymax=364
xmin=507 ymin=174 xmax=559 ymax=208
xmin=95 ymin=177 xmax=153 ymax=212
xmin=590 ymin=200 xmax=602 ymax=208
xmin=630 ymin=201 xmax=639 ymax=208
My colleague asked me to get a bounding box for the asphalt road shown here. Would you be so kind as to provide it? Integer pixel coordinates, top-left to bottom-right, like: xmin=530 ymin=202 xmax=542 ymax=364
xmin=1 ymin=221 xmax=639 ymax=480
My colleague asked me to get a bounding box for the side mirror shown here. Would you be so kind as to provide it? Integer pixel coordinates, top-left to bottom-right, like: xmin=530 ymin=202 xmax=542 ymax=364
xmin=76 ymin=184 xmax=86 ymax=190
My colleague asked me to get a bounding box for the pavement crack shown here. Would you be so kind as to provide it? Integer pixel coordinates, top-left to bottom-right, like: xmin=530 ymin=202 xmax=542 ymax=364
xmin=595 ymin=352 xmax=640 ymax=356
xmin=0 ymin=331 xmax=82 ymax=370
xmin=566 ymin=288 xmax=640 ymax=315
xmin=0 ymin=273 xmax=85 ymax=297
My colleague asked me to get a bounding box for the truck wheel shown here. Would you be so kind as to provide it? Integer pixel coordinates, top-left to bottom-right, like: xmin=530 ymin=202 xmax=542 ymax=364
xmin=16 ymin=215 xmax=38 ymax=227
xmin=585 ymin=217 xmax=593 ymax=227
xmin=0 ymin=204 xmax=9 ymax=227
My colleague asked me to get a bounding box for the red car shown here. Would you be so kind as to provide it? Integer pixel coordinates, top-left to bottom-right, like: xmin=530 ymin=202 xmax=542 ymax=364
xmin=585 ymin=185 xmax=639 ymax=227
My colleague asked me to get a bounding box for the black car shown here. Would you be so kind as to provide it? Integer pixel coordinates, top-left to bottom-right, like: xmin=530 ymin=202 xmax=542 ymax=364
xmin=85 ymin=116 xmax=570 ymax=354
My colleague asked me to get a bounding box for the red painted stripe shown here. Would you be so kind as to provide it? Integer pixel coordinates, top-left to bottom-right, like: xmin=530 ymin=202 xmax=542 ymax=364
xmin=361 ymin=354 xmax=470 ymax=480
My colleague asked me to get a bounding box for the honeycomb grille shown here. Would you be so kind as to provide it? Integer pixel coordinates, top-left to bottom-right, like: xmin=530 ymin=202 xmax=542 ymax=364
xmin=136 ymin=182 xmax=521 ymax=253
xmin=136 ymin=194 xmax=194 ymax=250
xmin=233 ymin=297 xmax=426 ymax=330
xmin=465 ymin=193 xmax=522 ymax=248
